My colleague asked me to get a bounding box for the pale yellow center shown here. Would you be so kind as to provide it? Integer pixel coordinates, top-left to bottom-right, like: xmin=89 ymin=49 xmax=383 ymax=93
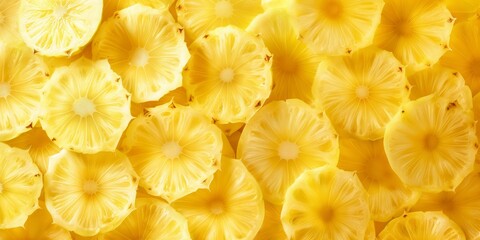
xmin=131 ymin=48 xmax=149 ymax=67
xmin=162 ymin=141 xmax=182 ymax=159
xmin=0 ymin=82 xmax=10 ymax=98
xmin=321 ymin=0 xmax=343 ymax=19
xmin=355 ymin=85 xmax=369 ymax=99
xmin=83 ymin=180 xmax=98 ymax=195
xmin=424 ymin=133 xmax=439 ymax=151
xmin=215 ymin=1 xmax=233 ymax=18
xmin=219 ymin=68 xmax=235 ymax=83
xmin=53 ymin=6 xmax=67 ymax=19
xmin=209 ymin=198 xmax=225 ymax=215
xmin=73 ymin=97 xmax=96 ymax=117
xmin=278 ymin=141 xmax=299 ymax=160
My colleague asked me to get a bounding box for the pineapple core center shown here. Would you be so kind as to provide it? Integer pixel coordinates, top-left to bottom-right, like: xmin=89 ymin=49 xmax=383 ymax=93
xmin=318 ymin=206 xmax=335 ymax=222
xmin=131 ymin=48 xmax=149 ymax=67
xmin=83 ymin=180 xmax=98 ymax=195
xmin=278 ymin=141 xmax=299 ymax=160
xmin=209 ymin=198 xmax=225 ymax=215
xmin=219 ymin=68 xmax=235 ymax=83
xmin=469 ymin=58 xmax=480 ymax=76
xmin=322 ymin=0 xmax=343 ymax=19
xmin=215 ymin=1 xmax=233 ymax=18
xmin=424 ymin=133 xmax=439 ymax=150
xmin=355 ymin=85 xmax=369 ymax=99
xmin=53 ymin=6 xmax=67 ymax=19
xmin=275 ymin=55 xmax=298 ymax=74
xmin=396 ymin=20 xmax=413 ymax=36
xmin=162 ymin=141 xmax=182 ymax=159
xmin=0 ymin=82 xmax=10 ymax=98
xmin=73 ymin=97 xmax=96 ymax=117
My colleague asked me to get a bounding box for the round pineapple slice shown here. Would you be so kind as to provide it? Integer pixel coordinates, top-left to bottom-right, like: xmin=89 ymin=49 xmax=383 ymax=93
xmin=281 ymin=166 xmax=370 ymax=239
xmin=0 ymin=202 xmax=71 ymax=240
xmin=103 ymin=198 xmax=190 ymax=240
xmin=378 ymin=211 xmax=465 ymax=240
xmin=0 ymin=143 xmax=42 ymax=229
xmin=247 ymin=9 xmax=321 ymax=104
xmin=121 ymin=102 xmax=223 ymax=203
xmin=176 ymin=0 xmax=263 ymax=42
xmin=39 ymin=58 xmax=132 ymax=154
xmin=384 ymin=95 xmax=477 ymax=192
xmin=130 ymin=87 xmax=189 ymax=117
xmin=288 ymin=0 xmax=384 ymax=56
xmin=409 ymin=65 xmax=472 ymax=110
xmin=44 ymin=149 xmax=139 ymax=237
xmin=446 ymin=0 xmax=480 ymax=22
xmin=0 ymin=43 xmax=48 ymax=141
xmin=172 ymin=157 xmax=264 ymax=240
xmin=255 ymin=201 xmax=287 ymax=240
xmin=237 ymin=99 xmax=339 ymax=204
xmin=313 ymin=46 xmax=409 ymax=140
xmin=411 ymin=171 xmax=480 ymax=240
xmin=337 ymin=138 xmax=420 ymax=222
xmin=0 ymin=0 xmax=21 ymax=43
xmin=5 ymin=126 xmax=60 ymax=174
xmin=19 ymin=0 xmax=102 ymax=57
xmin=183 ymin=26 xmax=272 ymax=124
xmin=440 ymin=20 xmax=480 ymax=95
xmin=373 ymin=0 xmax=454 ymax=71
xmin=93 ymin=4 xmax=189 ymax=103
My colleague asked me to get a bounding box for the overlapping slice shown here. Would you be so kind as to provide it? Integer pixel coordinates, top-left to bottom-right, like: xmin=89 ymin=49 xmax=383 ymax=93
xmin=172 ymin=157 xmax=264 ymax=240
xmin=0 ymin=43 xmax=48 ymax=141
xmin=93 ymin=4 xmax=189 ymax=103
xmin=176 ymin=0 xmax=263 ymax=42
xmin=39 ymin=58 xmax=132 ymax=154
xmin=0 ymin=202 xmax=71 ymax=240
xmin=183 ymin=26 xmax=272 ymax=124
xmin=378 ymin=211 xmax=465 ymax=240
xmin=338 ymin=138 xmax=419 ymax=221
xmin=288 ymin=0 xmax=384 ymax=56
xmin=255 ymin=201 xmax=287 ymax=240
xmin=411 ymin=171 xmax=480 ymax=239
xmin=281 ymin=166 xmax=370 ymax=239
xmin=102 ymin=0 xmax=173 ymax=20
xmin=440 ymin=19 xmax=480 ymax=94
xmin=19 ymin=0 xmax=102 ymax=56
xmin=0 ymin=143 xmax=42 ymax=229
xmin=373 ymin=0 xmax=454 ymax=71
xmin=237 ymin=99 xmax=339 ymax=204
xmin=247 ymin=9 xmax=321 ymax=104
xmin=384 ymin=95 xmax=477 ymax=192
xmin=0 ymin=0 xmax=21 ymax=42
xmin=445 ymin=0 xmax=480 ymax=22
xmin=121 ymin=102 xmax=223 ymax=202
xmin=409 ymin=65 xmax=472 ymax=110
xmin=44 ymin=150 xmax=139 ymax=236
xmin=103 ymin=198 xmax=190 ymax=240
xmin=313 ymin=46 xmax=409 ymax=140
xmin=130 ymin=87 xmax=189 ymax=117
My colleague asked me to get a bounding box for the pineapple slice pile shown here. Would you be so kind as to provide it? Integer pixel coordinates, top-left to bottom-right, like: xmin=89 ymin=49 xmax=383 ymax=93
xmin=2 ymin=0 xmax=480 ymax=239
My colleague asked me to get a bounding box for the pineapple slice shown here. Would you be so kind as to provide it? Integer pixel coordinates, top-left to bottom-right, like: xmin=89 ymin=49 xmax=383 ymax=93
xmin=183 ymin=26 xmax=272 ymax=124
xmin=172 ymin=157 xmax=265 ymax=240
xmin=373 ymin=0 xmax=454 ymax=72
xmin=237 ymin=99 xmax=339 ymax=204
xmin=102 ymin=0 xmax=173 ymax=20
xmin=0 ymin=0 xmax=21 ymax=42
xmin=0 ymin=43 xmax=48 ymax=141
xmin=247 ymin=8 xmax=321 ymax=104
xmin=121 ymin=102 xmax=223 ymax=203
xmin=313 ymin=46 xmax=409 ymax=140
xmin=446 ymin=0 xmax=480 ymax=22
xmin=384 ymin=95 xmax=477 ymax=192
xmin=103 ymin=198 xmax=190 ymax=240
xmin=281 ymin=166 xmax=370 ymax=239
xmin=5 ymin=125 xmax=60 ymax=174
xmin=409 ymin=65 xmax=472 ymax=110
xmin=255 ymin=201 xmax=287 ymax=240
xmin=338 ymin=138 xmax=420 ymax=222
xmin=0 ymin=202 xmax=71 ymax=240
xmin=176 ymin=0 xmax=263 ymax=42
xmin=261 ymin=0 xmax=287 ymax=9
xmin=474 ymin=92 xmax=480 ymax=166
xmin=378 ymin=211 xmax=465 ymax=240
xmin=0 ymin=143 xmax=43 ymax=229
xmin=44 ymin=149 xmax=139 ymax=237
xmin=39 ymin=58 xmax=132 ymax=154
xmin=288 ymin=0 xmax=384 ymax=56
xmin=440 ymin=19 xmax=480 ymax=95
xmin=130 ymin=86 xmax=189 ymax=117
xmin=411 ymin=171 xmax=480 ymax=240
xmin=93 ymin=4 xmax=190 ymax=103
xmin=19 ymin=0 xmax=102 ymax=56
